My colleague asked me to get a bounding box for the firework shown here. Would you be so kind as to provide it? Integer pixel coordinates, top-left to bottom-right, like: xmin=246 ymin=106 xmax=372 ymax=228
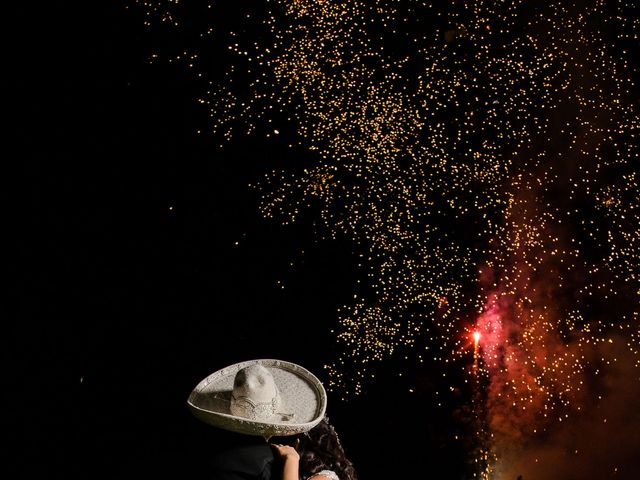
xmin=128 ymin=1 xmax=639 ymax=476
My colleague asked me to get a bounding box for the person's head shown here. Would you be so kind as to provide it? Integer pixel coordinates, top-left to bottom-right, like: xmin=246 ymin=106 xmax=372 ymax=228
xmin=282 ymin=417 xmax=358 ymax=480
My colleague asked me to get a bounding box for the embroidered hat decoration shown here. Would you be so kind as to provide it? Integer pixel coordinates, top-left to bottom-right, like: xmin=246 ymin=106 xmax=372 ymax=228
xmin=187 ymin=358 xmax=327 ymax=438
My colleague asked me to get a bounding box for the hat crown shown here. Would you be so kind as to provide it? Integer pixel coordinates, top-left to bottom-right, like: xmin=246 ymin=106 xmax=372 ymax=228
xmin=230 ymin=364 xmax=281 ymax=420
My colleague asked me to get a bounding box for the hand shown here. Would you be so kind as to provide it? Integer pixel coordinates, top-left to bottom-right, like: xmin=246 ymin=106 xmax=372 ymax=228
xmin=271 ymin=443 xmax=300 ymax=461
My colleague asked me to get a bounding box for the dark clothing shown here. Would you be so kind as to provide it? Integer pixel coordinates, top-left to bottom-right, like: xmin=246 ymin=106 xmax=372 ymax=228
xmin=185 ymin=418 xmax=280 ymax=480
xmin=210 ymin=443 xmax=276 ymax=480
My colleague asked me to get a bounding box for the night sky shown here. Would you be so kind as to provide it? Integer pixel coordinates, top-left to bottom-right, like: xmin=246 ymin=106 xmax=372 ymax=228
xmin=10 ymin=1 xmax=640 ymax=479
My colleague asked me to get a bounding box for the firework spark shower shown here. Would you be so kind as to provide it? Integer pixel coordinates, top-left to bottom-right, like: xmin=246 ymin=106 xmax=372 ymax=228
xmin=128 ymin=0 xmax=639 ymax=476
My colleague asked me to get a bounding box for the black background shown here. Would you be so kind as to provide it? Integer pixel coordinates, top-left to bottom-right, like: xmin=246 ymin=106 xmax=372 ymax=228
xmin=9 ymin=1 xmax=469 ymax=479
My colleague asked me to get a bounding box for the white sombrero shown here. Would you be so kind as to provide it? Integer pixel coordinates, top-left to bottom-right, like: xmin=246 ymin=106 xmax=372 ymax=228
xmin=187 ymin=359 xmax=327 ymax=438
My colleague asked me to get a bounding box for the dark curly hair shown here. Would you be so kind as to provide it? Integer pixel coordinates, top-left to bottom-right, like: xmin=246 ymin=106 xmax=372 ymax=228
xmin=296 ymin=417 xmax=358 ymax=480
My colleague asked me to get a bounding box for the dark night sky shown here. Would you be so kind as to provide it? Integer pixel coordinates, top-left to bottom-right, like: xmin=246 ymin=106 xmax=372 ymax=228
xmin=10 ymin=2 xmax=469 ymax=479
xmin=10 ymin=2 xmax=640 ymax=480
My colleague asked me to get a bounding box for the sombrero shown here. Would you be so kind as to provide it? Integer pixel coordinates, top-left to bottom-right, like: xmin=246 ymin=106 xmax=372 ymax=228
xmin=187 ymin=359 xmax=327 ymax=438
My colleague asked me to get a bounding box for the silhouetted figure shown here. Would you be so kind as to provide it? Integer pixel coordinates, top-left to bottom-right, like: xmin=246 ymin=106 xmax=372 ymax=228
xmin=186 ymin=419 xmax=276 ymax=480
xmin=186 ymin=359 xmax=328 ymax=480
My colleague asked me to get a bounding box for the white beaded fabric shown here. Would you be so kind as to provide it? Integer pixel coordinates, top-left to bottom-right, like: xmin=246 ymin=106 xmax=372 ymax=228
xmin=187 ymin=359 xmax=327 ymax=438
xmin=308 ymin=470 xmax=340 ymax=480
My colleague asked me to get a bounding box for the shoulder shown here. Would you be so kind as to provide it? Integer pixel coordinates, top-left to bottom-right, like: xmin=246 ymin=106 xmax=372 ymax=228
xmin=211 ymin=443 xmax=275 ymax=474
xmin=307 ymin=470 xmax=339 ymax=480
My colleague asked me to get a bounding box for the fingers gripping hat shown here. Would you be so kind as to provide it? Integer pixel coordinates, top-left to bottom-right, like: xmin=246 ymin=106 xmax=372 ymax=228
xmin=187 ymin=359 xmax=327 ymax=438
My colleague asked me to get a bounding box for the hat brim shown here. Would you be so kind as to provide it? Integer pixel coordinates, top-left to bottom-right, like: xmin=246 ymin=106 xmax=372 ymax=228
xmin=187 ymin=359 xmax=327 ymax=437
